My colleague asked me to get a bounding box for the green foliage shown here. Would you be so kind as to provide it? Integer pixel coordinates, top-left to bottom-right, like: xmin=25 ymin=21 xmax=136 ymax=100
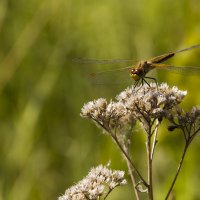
xmin=0 ymin=0 xmax=200 ymax=199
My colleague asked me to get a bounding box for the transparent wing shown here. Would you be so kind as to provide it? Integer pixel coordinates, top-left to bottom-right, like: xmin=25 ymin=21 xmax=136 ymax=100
xmin=73 ymin=58 xmax=136 ymax=64
xmin=161 ymin=66 xmax=200 ymax=75
xmin=174 ymin=44 xmax=200 ymax=54
xmin=88 ymin=66 xmax=133 ymax=85
xmin=151 ymin=63 xmax=200 ymax=75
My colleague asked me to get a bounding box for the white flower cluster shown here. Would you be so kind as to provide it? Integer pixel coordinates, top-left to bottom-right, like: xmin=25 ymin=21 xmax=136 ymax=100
xmin=58 ymin=165 xmax=127 ymax=200
xmin=117 ymin=83 xmax=187 ymax=120
xmin=81 ymin=98 xmax=135 ymax=131
xmin=81 ymin=83 xmax=187 ymax=131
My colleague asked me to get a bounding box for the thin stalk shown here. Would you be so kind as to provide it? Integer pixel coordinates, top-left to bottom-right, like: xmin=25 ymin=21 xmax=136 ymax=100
xmin=146 ymin=131 xmax=154 ymax=200
xmin=151 ymin=120 xmax=159 ymax=160
xmin=112 ymin=134 xmax=148 ymax=187
xmin=165 ymin=143 xmax=189 ymax=200
xmin=94 ymin=120 xmax=146 ymax=198
xmin=124 ymin=152 xmax=140 ymax=200
xmin=104 ymin=188 xmax=112 ymax=200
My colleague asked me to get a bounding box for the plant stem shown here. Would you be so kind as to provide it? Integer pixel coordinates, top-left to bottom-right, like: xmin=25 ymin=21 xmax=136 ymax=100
xmin=146 ymin=132 xmax=154 ymax=200
xmin=112 ymin=134 xmax=148 ymax=187
xmin=124 ymin=150 xmax=140 ymax=200
xmin=104 ymin=188 xmax=112 ymax=200
xmin=164 ymin=143 xmax=189 ymax=200
xmin=151 ymin=120 xmax=159 ymax=160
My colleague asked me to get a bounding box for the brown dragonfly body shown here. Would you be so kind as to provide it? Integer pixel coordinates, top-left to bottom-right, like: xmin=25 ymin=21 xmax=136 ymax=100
xmin=130 ymin=45 xmax=200 ymax=84
xmin=75 ymin=44 xmax=200 ymax=85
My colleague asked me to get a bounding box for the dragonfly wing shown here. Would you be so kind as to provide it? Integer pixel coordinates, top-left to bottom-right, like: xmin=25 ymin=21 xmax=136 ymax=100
xmin=161 ymin=66 xmax=200 ymax=75
xmin=89 ymin=66 xmax=133 ymax=85
xmin=174 ymin=44 xmax=200 ymax=54
xmin=153 ymin=63 xmax=200 ymax=75
xmin=73 ymin=58 xmax=136 ymax=64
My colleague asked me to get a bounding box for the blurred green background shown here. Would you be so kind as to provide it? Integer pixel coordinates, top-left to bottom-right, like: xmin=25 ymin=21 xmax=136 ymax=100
xmin=0 ymin=0 xmax=200 ymax=199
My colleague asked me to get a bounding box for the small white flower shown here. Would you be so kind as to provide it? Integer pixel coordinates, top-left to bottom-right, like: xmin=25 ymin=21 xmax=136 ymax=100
xmin=80 ymin=83 xmax=187 ymax=135
xmin=58 ymin=165 xmax=126 ymax=200
xmin=157 ymin=95 xmax=166 ymax=105
xmin=106 ymin=101 xmax=127 ymax=119
xmin=81 ymin=98 xmax=107 ymax=118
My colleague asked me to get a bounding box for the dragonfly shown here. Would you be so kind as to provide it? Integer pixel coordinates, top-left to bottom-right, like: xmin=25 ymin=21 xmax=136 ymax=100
xmin=75 ymin=44 xmax=200 ymax=87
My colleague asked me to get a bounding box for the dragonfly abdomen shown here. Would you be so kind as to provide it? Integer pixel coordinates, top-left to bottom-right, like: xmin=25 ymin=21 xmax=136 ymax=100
xmin=150 ymin=52 xmax=175 ymax=63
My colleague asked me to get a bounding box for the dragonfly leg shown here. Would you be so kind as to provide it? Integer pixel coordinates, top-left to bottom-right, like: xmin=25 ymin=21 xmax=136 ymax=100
xmin=133 ymin=79 xmax=145 ymax=93
xmin=133 ymin=76 xmax=159 ymax=94
xmin=145 ymin=76 xmax=158 ymax=89
xmin=133 ymin=80 xmax=140 ymax=89
xmin=133 ymin=78 xmax=148 ymax=93
xmin=143 ymin=78 xmax=150 ymax=87
xmin=133 ymin=80 xmax=141 ymax=94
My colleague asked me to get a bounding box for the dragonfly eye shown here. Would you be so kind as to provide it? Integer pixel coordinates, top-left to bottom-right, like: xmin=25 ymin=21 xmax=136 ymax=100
xmin=130 ymin=68 xmax=145 ymax=81
xmin=130 ymin=69 xmax=140 ymax=81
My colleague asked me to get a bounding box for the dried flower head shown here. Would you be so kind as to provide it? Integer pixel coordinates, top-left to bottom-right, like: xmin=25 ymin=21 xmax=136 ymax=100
xmin=167 ymin=106 xmax=200 ymax=141
xmin=81 ymin=83 xmax=187 ymax=135
xmin=81 ymin=97 xmax=136 ymax=133
xmin=58 ymin=165 xmax=127 ymax=200
xmin=81 ymin=98 xmax=107 ymax=120
xmin=117 ymin=83 xmax=187 ymax=119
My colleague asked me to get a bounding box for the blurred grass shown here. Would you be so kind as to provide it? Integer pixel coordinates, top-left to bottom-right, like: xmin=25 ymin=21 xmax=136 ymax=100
xmin=0 ymin=0 xmax=200 ymax=199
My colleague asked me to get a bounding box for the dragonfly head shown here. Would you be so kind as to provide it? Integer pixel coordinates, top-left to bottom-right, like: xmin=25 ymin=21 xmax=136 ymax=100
xmin=130 ymin=68 xmax=144 ymax=81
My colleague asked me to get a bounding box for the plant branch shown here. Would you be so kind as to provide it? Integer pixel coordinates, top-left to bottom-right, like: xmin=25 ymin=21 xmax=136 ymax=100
xmin=151 ymin=119 xmax=159 ymax=160
xmin=111 ymin=133 xmax=148 ymax=188
xmin=124 ymin=149 xmax=140 ymax=200
xmin=164 ymin=143 xmax=189 ymax=200
xmin=104 ymin=188 xmax=112 ymax=200
xmin=146 ymin=128 xmax=154 ymax=200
